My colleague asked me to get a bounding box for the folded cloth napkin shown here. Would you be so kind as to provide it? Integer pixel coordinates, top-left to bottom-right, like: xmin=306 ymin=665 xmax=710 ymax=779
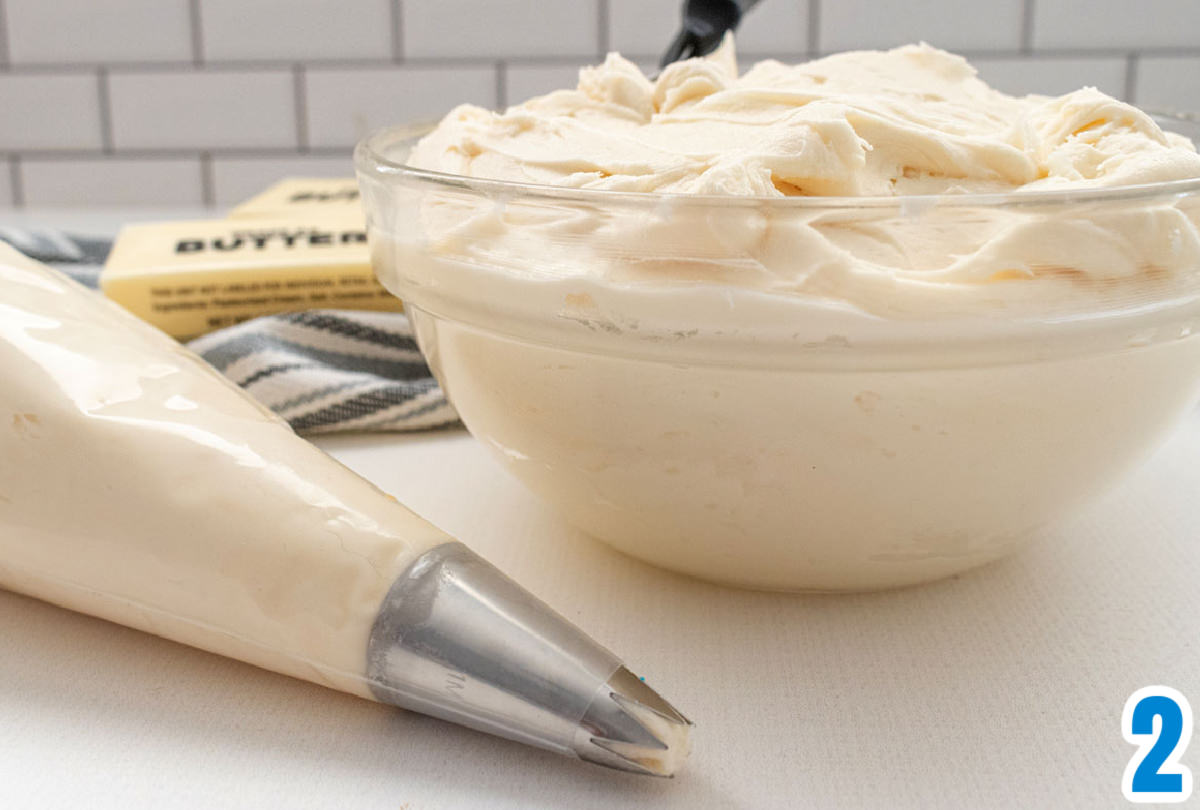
xmin=0 ymin=227 xmax=459 ymax=435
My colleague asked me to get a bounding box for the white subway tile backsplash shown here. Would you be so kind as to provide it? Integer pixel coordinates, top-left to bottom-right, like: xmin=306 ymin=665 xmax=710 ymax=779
xmin=608 ymin=0 xmax=807 ymax=59
xmin=0 ymin=0 xmax=1196 ymax=210
xmin=305 ymin=66 xmax=495 ymax=148
xmin=6 ymin=0 xmax=192 ymax=65
xmin=211 ymin=156 xmax=353 ymax=206
xmin=608 ymin=1 xmax=693 ymax=58
xmin=819 ymin=0 xmax=1023 ymax=53
xmin=404 ymin=0 xmax=598 ymax=59
xmin=1136 ymin=57 xmax=1200 ymax=112
xmin=972 ymin=57 xmax=1128 ymax=99
xmin=20 ymin=158 xmax=204 ymax=206
xmin=1034 ymin=0 xmax=1200 ymax=50
xmin=0 ymin=74 xmax=103 ymax=150
xmin=504 ymin=64 xmax=583 ymax=105
xmin=732 ymin=0 xmax=809 ymax=56
xmin=199 ymin=0 xmax=393 ymax=62
xmin=109 ymin=70 xmax=297 ymax=150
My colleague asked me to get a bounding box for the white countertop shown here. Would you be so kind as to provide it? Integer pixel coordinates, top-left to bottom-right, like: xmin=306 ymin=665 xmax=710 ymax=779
xmin=1 ymin=209 xmax=1197 ymax=809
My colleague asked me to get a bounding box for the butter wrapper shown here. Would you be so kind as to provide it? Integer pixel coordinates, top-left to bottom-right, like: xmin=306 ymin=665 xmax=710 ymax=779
xmin=228 ymin=177 xmax=364 ymax=221
xmin=102 ymin=217 xmax=400 ymax=340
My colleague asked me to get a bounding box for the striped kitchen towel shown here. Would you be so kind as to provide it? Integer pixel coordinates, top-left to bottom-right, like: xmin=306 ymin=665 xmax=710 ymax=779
xmin=0 ymin=226 xmax=459 ymax=434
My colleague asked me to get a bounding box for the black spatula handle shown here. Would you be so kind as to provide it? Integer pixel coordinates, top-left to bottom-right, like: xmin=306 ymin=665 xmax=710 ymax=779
xmin=659 ymin=0 xmax=764 ymax=68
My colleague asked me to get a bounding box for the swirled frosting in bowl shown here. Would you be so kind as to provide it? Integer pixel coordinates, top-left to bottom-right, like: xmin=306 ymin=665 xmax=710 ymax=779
xmin=410 ymin=37 xmax=1200 ymax=197
xmin=358 ymin=41 xmax=1200 ymax=590
xmin=397 ymin=38 xmax=1200 ymax=330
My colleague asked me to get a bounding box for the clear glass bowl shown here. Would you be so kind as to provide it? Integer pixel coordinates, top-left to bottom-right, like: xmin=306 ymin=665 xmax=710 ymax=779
xmin=355 ymin=117 xmax=1200 ymax=591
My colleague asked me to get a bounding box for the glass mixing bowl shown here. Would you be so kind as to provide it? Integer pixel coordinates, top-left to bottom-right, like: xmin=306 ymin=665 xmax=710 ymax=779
xmin=355 ymin=118 xmax=1200 ymax=591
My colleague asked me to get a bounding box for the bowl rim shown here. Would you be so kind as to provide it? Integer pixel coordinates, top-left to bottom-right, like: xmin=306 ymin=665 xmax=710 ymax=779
xmin=355 ymin=113 xmax=1200 ymax=210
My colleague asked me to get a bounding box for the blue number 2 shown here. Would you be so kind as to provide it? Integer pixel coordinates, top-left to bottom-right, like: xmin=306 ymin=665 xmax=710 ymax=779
xmin=1122 ymin=686 xmax=1194 ymax=804
xmin=1132 ymin=697 xmax=1185 ymax=793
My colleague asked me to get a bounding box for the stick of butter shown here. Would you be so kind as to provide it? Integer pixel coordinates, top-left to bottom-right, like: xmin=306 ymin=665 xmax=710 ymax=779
xmin=228 ymin=177 xmax=364 ymax=221
xmin=101 ymin=217 xmax=401 ymax=340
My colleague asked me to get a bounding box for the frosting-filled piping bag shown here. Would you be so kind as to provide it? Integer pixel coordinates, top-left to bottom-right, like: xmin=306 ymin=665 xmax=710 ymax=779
xmin=0 ymin=244 xmax=691 ymax=777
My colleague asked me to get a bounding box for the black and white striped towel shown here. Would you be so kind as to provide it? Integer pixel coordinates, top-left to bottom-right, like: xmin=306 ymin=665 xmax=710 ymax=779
xmin=0 ymin=227 xmax=459 ymax=435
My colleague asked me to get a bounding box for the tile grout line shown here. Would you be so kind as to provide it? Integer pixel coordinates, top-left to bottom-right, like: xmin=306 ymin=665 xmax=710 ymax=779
xmin=188 ymin=0 xmax=204 ymax=66
xmin=0 ymin=0 xmax=10 ymax=69
xmin=597 ymin=0 xmax=610 ymax=57
xmin=10 ymin=154 xmax=24 ymax=207
xmin=97 ymin=68 xmax=115 ymax=154
xmin=482 ymin=46 xmax=1200 ymax=63
xmin=392 ymin=0 xmax=404 ymax=63
xmin=806 ymin=0 xmax=820 ymax=57
xmin=293 ymin=63 xmax=309 ymax=152
xmin=0 ymin=46 xmax=1195 ymax=74
xmin=199 ymin=151 xmax=215 ymax=206
xmin=2 ymin=147 xmax=355 ymax=160
xmin=955 ymin=46 xmax=1200 ymax=61
xmin=495 ymin=60 xmax=507 ymax=110
xmin=1020 ymin=0 xmax=1036 ymax=54
xmin=1124 ymin=53 xmax=1139 ymax=103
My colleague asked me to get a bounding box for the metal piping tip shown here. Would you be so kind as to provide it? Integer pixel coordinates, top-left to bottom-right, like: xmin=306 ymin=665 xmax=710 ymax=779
xmin=366 ymin=542 xmax=693 ymax=777
xmin=574 ymin=666 xmax=694 ymax=777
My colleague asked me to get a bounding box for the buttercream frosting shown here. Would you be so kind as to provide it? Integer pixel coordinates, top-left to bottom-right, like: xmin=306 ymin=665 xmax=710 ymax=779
xmin=410 ymin=38 xmax=1200 ymax=197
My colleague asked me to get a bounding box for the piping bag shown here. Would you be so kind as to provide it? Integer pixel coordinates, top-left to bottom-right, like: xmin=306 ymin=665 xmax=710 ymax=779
xmin=0 ymin=243 xmax=691 ymax=777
